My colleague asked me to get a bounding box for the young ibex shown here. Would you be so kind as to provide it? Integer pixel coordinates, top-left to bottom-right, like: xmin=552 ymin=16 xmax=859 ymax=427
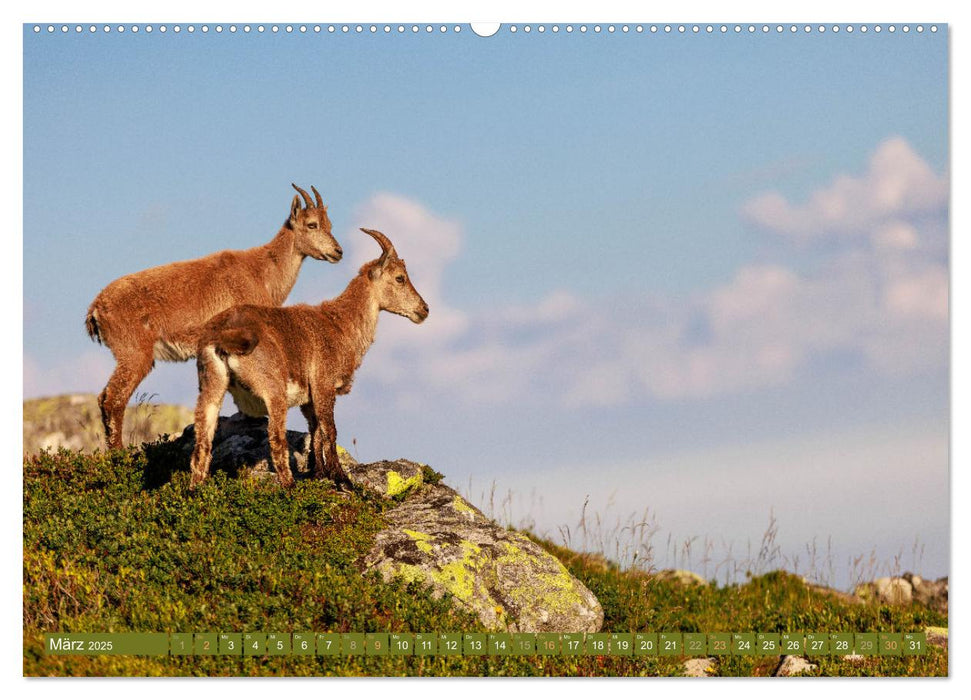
xmin=190 ymin=228 xmax=429 ymax=488
xmin=86 ymin=184 xmax=342 ymax=450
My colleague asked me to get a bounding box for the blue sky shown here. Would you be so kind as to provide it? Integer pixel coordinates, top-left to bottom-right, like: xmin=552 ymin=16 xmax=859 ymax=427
xmin=23 ymin=22 xmax=949 ymax=587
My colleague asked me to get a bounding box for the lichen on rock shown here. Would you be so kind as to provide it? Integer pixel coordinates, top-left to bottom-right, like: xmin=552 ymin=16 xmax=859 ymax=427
xmin=365 ymin=478 xmax=603 ymax=633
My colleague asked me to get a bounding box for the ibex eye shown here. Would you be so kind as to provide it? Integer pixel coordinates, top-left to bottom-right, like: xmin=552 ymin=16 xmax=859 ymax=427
xmin=308 ymin=222 xmax=318 ymax=229
xmin=395 ymin=275 xmax=405 ymax=283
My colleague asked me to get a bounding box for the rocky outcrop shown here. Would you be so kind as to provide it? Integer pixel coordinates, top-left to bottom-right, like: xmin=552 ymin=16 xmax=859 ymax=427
xmin=853 ymin=573 xmax=948 ymax=613
xmin=652 ymin=569 xmax=709 ymax=587
xmin=23 ymin=394 xmax=193 ymax=454
xmin=173 ymin=412 xmax=318 ymax=477
xmin=774 ymin=656 xmax=817 ymax=677
xmin=682 ymin=658 xmax=717 ymax=677
xmin=171 ymin=413 xmax=603 ymax=633
xmin=365 ymin=474 xmax=604 ymax=633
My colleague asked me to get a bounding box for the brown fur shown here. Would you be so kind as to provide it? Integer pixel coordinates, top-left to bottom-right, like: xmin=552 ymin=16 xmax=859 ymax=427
xmin=189 ymin=228 xmax=429 ymax=488
xmin=86 ymin=184 xmax=341 ymax=449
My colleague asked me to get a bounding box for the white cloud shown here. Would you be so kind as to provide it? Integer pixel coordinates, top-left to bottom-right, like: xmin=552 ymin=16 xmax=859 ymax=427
xmin=741 ymin=136 xmax=948 ymax=238
xmin=338 ymin=153 xmax=946 ymax=409
xmin=349 ymin=192 xmax=468 ymax=355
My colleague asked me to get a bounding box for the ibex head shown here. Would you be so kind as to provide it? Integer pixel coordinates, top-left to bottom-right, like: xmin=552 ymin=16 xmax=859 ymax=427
xmin=289 ymin=183 xmax=342 ymax=263
xmin=361 ymin=228 xmax=429 ymax=324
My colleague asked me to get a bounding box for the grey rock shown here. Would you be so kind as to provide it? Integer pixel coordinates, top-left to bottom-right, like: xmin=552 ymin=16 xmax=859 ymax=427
xmin=854 ymin=577 xmax=913 ymax=606
xmin=904 ymin=572 xmax=948 ymax=613
xmin=653 ymin=569 xmax=708 ymax=587
xmin=345 ymin=459 xmax=426 ymax=499
xmin=774 ymin=656 xmax=817 ymax=677
xmin=852 ymin=574 xmax=948 ymax=613
xmin=364 ymin=479 xmax=604 ymax=633
xmin=173 ymin=412 xmax=341 ymax=480
xmin=682 ymin=657 xmax=717 ymax=677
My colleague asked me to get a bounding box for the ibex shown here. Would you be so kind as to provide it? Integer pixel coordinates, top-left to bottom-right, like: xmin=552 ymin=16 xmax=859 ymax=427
xmin=86 ymin=184 xmax=342 ymax=450
xmin=189 ymin=228 xmax=429 ymax=488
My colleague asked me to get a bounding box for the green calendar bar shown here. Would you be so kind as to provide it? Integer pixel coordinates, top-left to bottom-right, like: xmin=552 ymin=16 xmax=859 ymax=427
xmin=464 ymin=633 xmax=487 ymax=656
xmin=878 ymin=633 xmax=903 ymax=656
xmin=610 ymin=633 xmax=634 ymax=656
xmin=316 ymin=633 xmax=340 ymax=656
xmin=170 ymin=633 xmax=193 ymax=656
xmin=390 ymin=633 xmax=414 ymax=656
xmin=780 ymin=633 xmax=803 ymax=655
xmin=414 ymin=633 xmax=437 ymax=656
xmin=587 ymin=633 xmax=610 ymax=655
xmin=45 ymin=633 xmax=168 ymax=656
xmin=757 ymin=633 xmax=781 ymax=656
xmin=634 ymin=633 xmax=658 ymax=656
xmin=439 ymin=633 xmax=462 ymax=656
xmin=366 ymin=633 xmax=389 ymax=656
xmin=195 ymin=633 xmax=218 ymax=655
xmin=683 ymin=633 xmax=706 ymax=657
xmin=40 ymin=630 xmax=929 ymax=657
xmin=342 ymin=633 xmax=366 ymax=656
xmin=708 ymin=633 xmax=731 ymax=656
xmin=292 ymin=633 xmax=315 ymax=655
xmin=513 ymin=633 xmax=536 ymax=654
xmin=218 ymin=633 xmax=242 ymax=655
xmin=561 ymin=633 xmax=584 ymax=656
xmin=855 ymin=633 xmax=878 ymax=656
xmin=732 ymin=633 xmax=755 ymax=656
xmin=489 ymin=633 xmax=514 ymax=655
xmin=659 ymin=633 xmax=682 ymax=656
xmin=243 ymin=632 xmax=266 ymax=656
xmin=805 ymin=633 xmax=829 ymax=655
xmin=830 ymin=633 xmax=854 ymax=655
xmin=266 ymin=633 xmax=291 ymax=655
xmin=536 ymin=633 xmax=559 ymax=655
xmin=903 ymin=632 xmax=926 ymax=656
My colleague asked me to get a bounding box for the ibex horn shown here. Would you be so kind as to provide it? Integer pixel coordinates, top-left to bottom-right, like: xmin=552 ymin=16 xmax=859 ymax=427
xmin=311 ymin=186 xmax=324 ymax=209
xmin=291 ymin=183 xmax=314 ymax=209
xmin=360 ymin=228 xmax=396 ymax=264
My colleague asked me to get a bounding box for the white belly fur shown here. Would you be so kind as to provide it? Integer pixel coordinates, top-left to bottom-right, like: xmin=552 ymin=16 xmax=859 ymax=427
xmin=227 ymin=380 xmax=309 ymax=417
xmin=153 ymin=339 xmax=196 ymax=362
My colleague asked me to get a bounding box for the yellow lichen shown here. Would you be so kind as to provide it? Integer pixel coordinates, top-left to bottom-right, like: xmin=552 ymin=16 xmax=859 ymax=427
xmin=495 ymin=539 xmax=582 ymax=615
xmin=386 ymin=469 xmax=423 ymax=497
xmin=452 ymin=496 xmax=476 ymax=515
xmin=380 ymin=538 xmax=484 ymax=605
xmin=402 ymin=529 xmax=435 ymax=555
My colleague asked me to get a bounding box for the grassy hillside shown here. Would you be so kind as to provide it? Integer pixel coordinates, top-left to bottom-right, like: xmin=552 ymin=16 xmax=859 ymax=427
xmin=23 ymin=446 xmax=948 ymax=677
xmin=23 ymin=394 xmax=193 ymax=455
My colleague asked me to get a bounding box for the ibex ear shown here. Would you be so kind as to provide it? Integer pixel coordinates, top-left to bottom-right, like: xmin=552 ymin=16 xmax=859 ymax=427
xmin=368 ymin=264 xmax=383 ymax=281
xmin=290 ymin=195 xmax=301 ymax=222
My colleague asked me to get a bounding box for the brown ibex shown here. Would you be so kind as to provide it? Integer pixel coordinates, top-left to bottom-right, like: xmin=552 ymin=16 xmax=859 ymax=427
xmin=189 ymin=228 xmax=429 ymax=488
xmin=86 ymin=184 xmax=342 ymax=450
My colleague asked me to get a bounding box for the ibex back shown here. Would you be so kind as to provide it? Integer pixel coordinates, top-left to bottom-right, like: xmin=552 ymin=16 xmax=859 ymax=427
xmin=86 ymin=184 xmax=342 ymax=449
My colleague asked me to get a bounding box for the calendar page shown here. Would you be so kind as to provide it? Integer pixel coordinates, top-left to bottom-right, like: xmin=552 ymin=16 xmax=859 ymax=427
xmin=22 ymin=16 xmax=949 ymax=679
